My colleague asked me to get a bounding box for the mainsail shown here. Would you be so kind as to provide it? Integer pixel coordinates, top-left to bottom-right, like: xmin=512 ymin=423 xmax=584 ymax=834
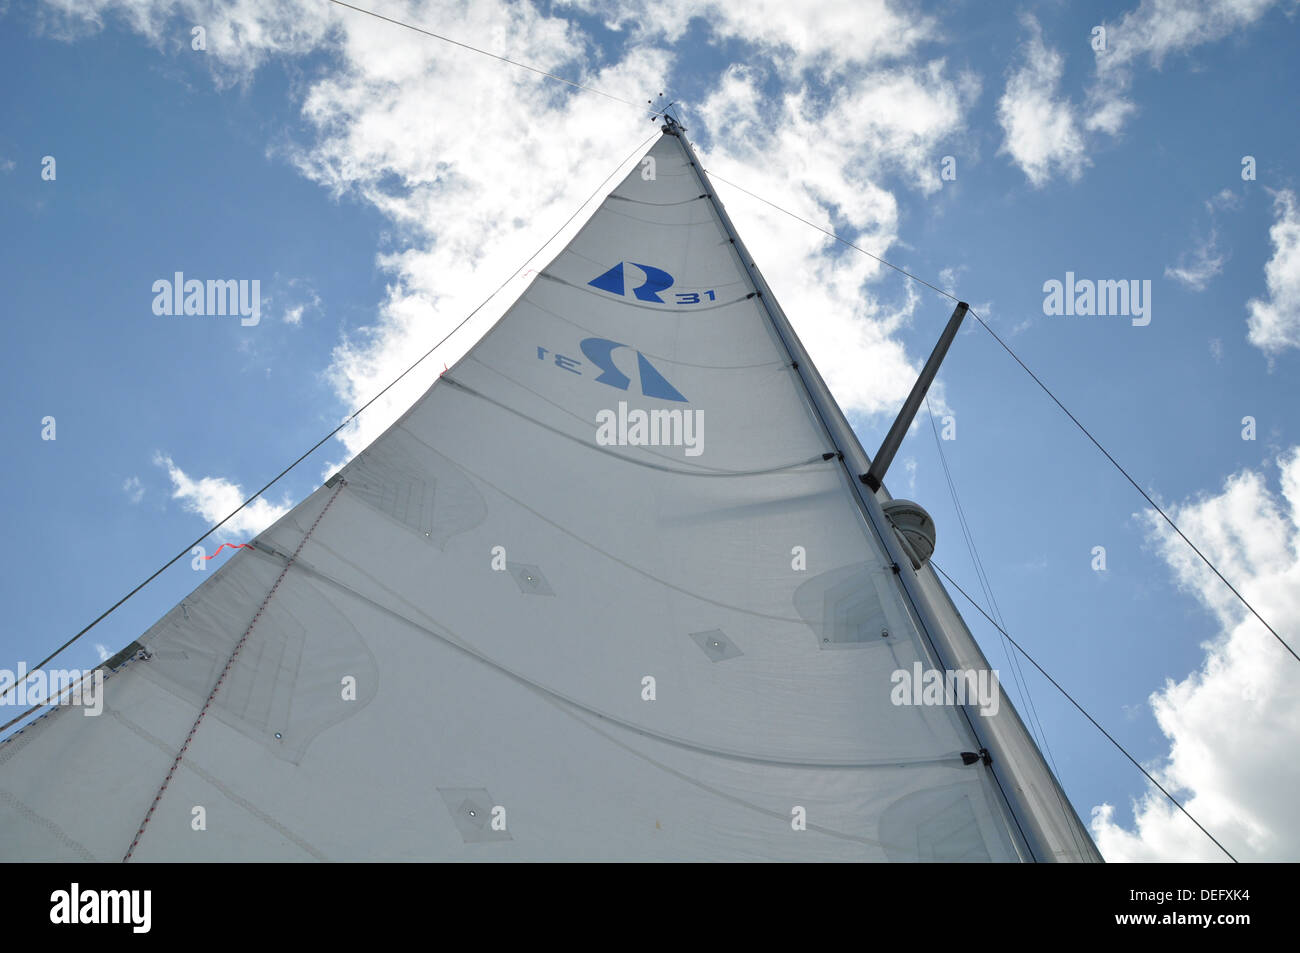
xmin=0 ymin=120 xmax=1100 ymax=861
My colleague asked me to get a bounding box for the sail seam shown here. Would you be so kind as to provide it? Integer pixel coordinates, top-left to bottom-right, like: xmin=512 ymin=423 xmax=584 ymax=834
xmin=704 ymin=166 xmax=1291 ymax=661
xmin=0 ymin=788 xmax=98 ymax=861
xmin=6 ymin=132 xmax=659 ymax=696
xmin=391 ymin=434 xmax=840 ymax=624
xmin=285 ymin=544 xmax=966 ymax=772
xmin=607 ymin=194 xmax=707 ymax=207
xmin=121 ymin=479 xmax=346 ymax=863
xmin=668 ymin=123 xmax=1047 ymax=860
xmin=541 ymin=698 xmax=902 ymax=852
xmin=109 ymin=708 xmax=328 ymax=861
xmin=933 ymin=561 xmax=1238 ymax=863
xmin=0 ymin=646 xmax=150 ymax=740
xmin=441 ymin=375 xmax=832 ymax=477
xmin=499 ymin=297 xmax=786 ymax=369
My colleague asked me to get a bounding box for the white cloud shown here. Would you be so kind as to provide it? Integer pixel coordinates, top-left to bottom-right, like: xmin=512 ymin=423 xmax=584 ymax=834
xmin=694 ymin=61 xmax=973 ymax=417
xmin=33 ymin=0 xmax=336 ymax=83
xmin=45 ymin=1 xmax=976 ymax=461
xmin=996 ymin=17 xmax=1089 ymax=188
xmin=1207 ymin=188 xmax=1243 ymax=214
xmin=261 ymin=5 xmax=666 ymax=461
xmin=153 ymin=452 xmax=290 ymax=538
xmin=1209 ymin=337 xmax=1224 ymax=362
xmin=0 ymin=157 xmax=15 ymax=174
xmin=1167 ymin=188 xmax=1243 ymax=292
xmin=93 ymin=643 xmax=111 ymax=662
xmin=1246 ymin=189 xmax=1300 ymax=355
xmin=1091 ymin=447 xmax=1300 ymax=861
xmin=1165 ymin=229 xmax=1225 ymax=291
xmin=1087 ymin=0 xmax=1281 ymax=139
xmin=937 ymin=266 xmax=959 ymax=293
xmin=271 ymin=276 xmax=320 ymax=328
xmin=994 ymin=2 xmax=1280 ymax=184
xmin=122 ymin=475 xmax=144 ymax=504
xmin=1097 ymin=0 xmax=1279 ymax=70
xmin=1082 ymin=93 xmax=1136 ymax=136
xmin=566 ymin=0 xmax=935 ymax=76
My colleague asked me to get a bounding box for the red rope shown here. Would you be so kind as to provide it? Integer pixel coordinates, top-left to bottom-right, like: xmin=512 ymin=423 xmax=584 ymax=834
xmin=122 ymin=480 xmax=346 ymax=862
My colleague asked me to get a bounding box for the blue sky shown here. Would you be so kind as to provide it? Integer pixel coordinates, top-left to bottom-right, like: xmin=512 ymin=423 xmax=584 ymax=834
xmin=2 ymin=0 xmax=1298 ymax=861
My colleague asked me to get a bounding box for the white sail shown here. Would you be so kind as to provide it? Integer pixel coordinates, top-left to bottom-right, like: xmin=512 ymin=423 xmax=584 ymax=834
xmin=0 ymin=125 xmax=1098 ymax=861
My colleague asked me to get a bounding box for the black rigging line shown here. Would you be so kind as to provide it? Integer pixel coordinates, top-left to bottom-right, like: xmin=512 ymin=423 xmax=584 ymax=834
xmin=6 ymin=2 xmax=1271 ymax=856
xmin=925 ymin=403 xmax=1057 ymax=755
xmin=963 ymin=307 xmax=1297 ymax=666
xmin=925 ymin=396 xmax=1090 ymax=860
xmin=933 ymin=560 xmax=1239 ymax=863
xmin=0 ymin=132 xmax=659 ymax=708
xmin=327 ymin=0 xmax=652 ymax=112
xmin=708 ymin=169 xmax=1294 ymax=662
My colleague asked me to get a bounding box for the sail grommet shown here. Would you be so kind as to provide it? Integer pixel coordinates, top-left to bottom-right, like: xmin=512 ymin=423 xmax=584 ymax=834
xmin=438 ymin=788 xmax=512 ymax=843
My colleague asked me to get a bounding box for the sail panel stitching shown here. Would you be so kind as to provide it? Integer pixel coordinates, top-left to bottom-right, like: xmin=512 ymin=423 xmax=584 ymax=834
xmin=121 ymin=480 xmax=346 ymax=863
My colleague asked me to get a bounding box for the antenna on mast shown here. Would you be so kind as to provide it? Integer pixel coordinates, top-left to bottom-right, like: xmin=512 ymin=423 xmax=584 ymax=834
xmin=648 ymin=92 xmax=678 ymax=125
xmin=657 ymin=100 xmax=685 ymax=133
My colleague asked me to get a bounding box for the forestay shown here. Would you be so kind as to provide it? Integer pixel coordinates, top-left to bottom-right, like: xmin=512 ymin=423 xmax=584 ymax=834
xmin=0 ymin=129 xmax=1049 ymax=861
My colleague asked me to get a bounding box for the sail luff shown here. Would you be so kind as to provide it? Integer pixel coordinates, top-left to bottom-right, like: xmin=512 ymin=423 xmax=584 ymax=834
xmin=666 ymin=120 xmax=1101 ymax=862
xmin=1 ymin=125 xmax=1081 ymax=861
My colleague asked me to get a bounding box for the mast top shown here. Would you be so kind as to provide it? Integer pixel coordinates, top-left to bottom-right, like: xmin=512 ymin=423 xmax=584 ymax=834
xmin=659 ymin=106 xmax=685 ymax=135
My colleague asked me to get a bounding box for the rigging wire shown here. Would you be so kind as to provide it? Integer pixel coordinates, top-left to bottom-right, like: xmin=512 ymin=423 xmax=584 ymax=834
xmin=932 ymin=560 xmax=1239 ymax=864
xmin=924 ymin=395 xmax=1090 ymax=860
xmin=327 ymin=0 xmax=652 ymax=112
xmin=303 ymin=7 xmax=1212 ymax=859
xmin=924 ymin=400 xmax=1055 ymax=761
xmin=708 ymin=169 xmax=1294 ymax=662
xmin=0 ymin=131 xmax=659 ymax=709
xmin=329 ymin=0 xmax=1290 ymax=671
xmin=3 ymin=2 xmax=1273 ymax=854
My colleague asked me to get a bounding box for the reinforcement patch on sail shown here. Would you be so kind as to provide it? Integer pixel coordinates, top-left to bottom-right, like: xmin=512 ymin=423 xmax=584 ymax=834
xmin=879 ymin=783 xmax=1004 ymax=862
xmin=793 ymin=561 xmax=910 ymax=649
xmin=0 ymin=130 xmax=1032 ymax=862
xmin=133 ymin=559 xmax=379 ymax=765
xmin=344 ymin=426 xmax=487 ymax=548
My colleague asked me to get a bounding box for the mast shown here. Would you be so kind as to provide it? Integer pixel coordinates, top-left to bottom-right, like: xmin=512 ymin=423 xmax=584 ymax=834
xmin=1 ymin=118 xmax=1100 ymax=862
xmin=664 ymin=116 xmax=1101 ymax=862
